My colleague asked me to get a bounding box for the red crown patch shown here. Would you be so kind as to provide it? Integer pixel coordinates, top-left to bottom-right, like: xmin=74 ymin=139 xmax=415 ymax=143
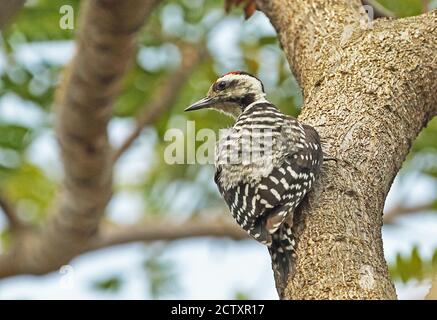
xmin=222 ymin=70 xmax=252 ymax=77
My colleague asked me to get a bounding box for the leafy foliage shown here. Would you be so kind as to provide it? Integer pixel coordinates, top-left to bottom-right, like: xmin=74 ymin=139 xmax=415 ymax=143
xmin=143 ymin=252 xmax=179 ymax=298
xmin=378 ymin=0 xmax=426 ymax=17
xmin=389 ymin=246 xmax=437 ymax=283
xmin=0 ymin=124 xmax=32 ymax=151
xmin=4 ymin=0 xmax=78 ymax=42
xmin=1 ymin=162 xmax=56 ymax=223
xmin=234 ymin=291 xmax=251 ymax=300
xmin=93 ymin=275 xmax=123 ymax=293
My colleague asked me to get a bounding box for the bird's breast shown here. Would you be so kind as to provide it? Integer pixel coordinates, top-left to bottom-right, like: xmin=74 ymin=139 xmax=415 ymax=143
xmin=215 ymin=125 xmax=284 ymax=188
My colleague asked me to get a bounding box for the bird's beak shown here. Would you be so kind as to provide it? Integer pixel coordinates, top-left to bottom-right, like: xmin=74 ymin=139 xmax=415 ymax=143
xmin=184 ymin=97 xmax=216 ymax=112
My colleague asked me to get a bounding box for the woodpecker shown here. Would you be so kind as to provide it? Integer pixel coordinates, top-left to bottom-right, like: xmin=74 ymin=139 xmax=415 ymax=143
xmin=185 ymin=71 xmax=323 ymax=297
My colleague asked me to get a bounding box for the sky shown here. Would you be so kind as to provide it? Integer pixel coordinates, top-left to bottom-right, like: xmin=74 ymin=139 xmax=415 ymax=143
xmin=0 ymin=5 xmax=437 ymax=300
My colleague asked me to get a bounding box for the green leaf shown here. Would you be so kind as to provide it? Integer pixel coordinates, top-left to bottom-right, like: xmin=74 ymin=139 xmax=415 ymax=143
xmin=1 ymin=162 xmax=56 ymax=222
xmin=0 ymin=125 xmax=32 ymax=151
xmin=0 ymin=160 xmax=21 ymax=180
xmin=0 ymin=64 xmax=58 ymax=111
xmin=258 ymin=36 xmax=278 ymax=46
xmin=143 ymin=254 xmax=179 ymax=298
xmin=234 ymin=291 xmax=251 ymax=300
xmin=396 ymin=252 xmax=409 ymax=283
xmin=377 ymin=0 xmax=425 ymax=17
xmin=432 ymin=249 xmax=437 ymax=273
xmin=389 ymin=246 xmax=436 ymax=283
xmin=410 ymin=246 xmax=423 ymax=280
xmin=93 ymin=276 xmax=123 ymax=293
xmin=411 ymin=117 xmax=437 ymax=154
xmin=4 ymin=0 xmax=79 ymax=41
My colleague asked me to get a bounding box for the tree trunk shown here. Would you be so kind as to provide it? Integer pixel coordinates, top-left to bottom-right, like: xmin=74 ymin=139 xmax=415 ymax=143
xmin=256 ymin=0 xmax=437 ymax=299
xmin=426 ymin=275 xmax=437 ymax=299
xmin=0 ymin=0 xmax=26 ymax=30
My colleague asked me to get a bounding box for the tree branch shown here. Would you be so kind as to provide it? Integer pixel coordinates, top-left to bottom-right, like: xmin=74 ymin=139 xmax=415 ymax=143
xmin=113 ymin=44 xmax=208 ymax=162
xmin=426 ymin=273 xmax=437 ymax=299
xmin=0 ymin=210 xmax=248 ymax=278
xmin=0 ymin=194 xmax=23 ymax=230
xmin=384 ymin=202 xmax=435 ymax=224
xmin=256 ymin=0 xmax=437 ymax=299
xmin=0 ymin=0 xmax=26 ymax=30
xmin=0 ymin=0 xmax=161 ymax=277
xmin=87 ymin=213 xmax=247 ymax=252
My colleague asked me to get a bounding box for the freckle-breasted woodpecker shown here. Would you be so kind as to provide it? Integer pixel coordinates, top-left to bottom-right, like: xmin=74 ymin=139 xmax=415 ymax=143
xmin=185 ymin=71 xmax=323 ymax=297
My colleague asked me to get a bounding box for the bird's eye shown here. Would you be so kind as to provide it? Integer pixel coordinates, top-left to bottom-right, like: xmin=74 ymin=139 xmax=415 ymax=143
xmin=216 ymin=81 xmax=227 ymax=91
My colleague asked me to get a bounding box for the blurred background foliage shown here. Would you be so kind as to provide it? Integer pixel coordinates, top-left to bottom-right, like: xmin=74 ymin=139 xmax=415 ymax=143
xmin=0 ymin=0 xmax=436 ymax=298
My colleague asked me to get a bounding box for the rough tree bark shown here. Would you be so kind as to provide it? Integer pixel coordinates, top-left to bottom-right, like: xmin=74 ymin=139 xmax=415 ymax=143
xmin=426 ymin=274 xmax=437 ymax=299
xmin=256 ymin=0 xmax=437 ymax=299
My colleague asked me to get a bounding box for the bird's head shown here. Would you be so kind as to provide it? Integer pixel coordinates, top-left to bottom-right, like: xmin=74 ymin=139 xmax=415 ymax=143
xmin=185 ymin=71 xmax=266 ymax=118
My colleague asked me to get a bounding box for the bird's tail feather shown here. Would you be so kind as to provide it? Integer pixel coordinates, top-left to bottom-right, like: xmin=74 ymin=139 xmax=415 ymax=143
xmin=268 ymin=223 xmax=296 ymax=299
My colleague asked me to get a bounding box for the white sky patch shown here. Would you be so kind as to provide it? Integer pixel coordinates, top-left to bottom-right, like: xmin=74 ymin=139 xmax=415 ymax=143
xmin=395 ymin=280 xmax=432 ymax=300
xmin=13 ymin=41 xmax=74 ymax=68
xmin=240 ymin=11 xmax=276 ymax=41
xmin=258 ymin=47 xmax=280 ymax=90
xmin=137 ymin=43 xmax=181 ymax=72
xmin=384 ymin=172 xmax=437 ymax=212
xmin=110 ymin=118 xmax=157 ymax=186
xmin=108 ymin=118 xmax=136 ymax=147
xmin=208 ymin=17 xmax=244 ymax=71
xmin=383 ymin=215 xmax=437 ymax=261
xmin=0 ymin=94 xmax=47 ymax=128
xmin=26 ymin=129 xmax=62 ymax=180
xmin=107 ymin=192 xmax=145 ymax=225
xmin=159 ymin=240 xmax=278 ymax=299
xmin=160 ymin=4 xmax=185 ymax=38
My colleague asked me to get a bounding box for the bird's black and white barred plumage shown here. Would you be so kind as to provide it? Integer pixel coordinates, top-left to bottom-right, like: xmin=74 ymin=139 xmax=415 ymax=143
xmin=185 ymin=71 xmax=323 ymax=298
xmin=214 ymin=101 xmax=322 ymax=296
